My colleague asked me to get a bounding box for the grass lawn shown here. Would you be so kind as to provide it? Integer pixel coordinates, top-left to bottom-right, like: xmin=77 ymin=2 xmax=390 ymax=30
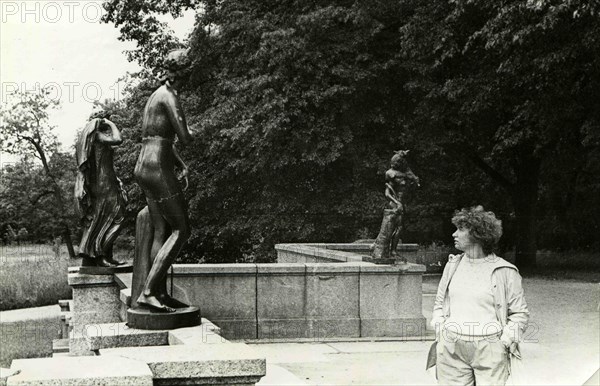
xmin=0 ymin=243 xmax=131 ymax=311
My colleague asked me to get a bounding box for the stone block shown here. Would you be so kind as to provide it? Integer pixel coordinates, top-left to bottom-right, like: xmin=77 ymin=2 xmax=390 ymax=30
xmin=258 ymin=319 xmax=311 ymax=339
xmin=101 ymin=343 xmax=266 ymax=385
xmin=8 ymin=356 xmax=153 ymax=385
xmin=83 ymin=322 xmax=168 ymax=351
xmin=257 ymin=264 xmax=306 ymax=338
xmin=119 ymin=289 xmax=130 ymax=322
xmin=168 ymin=320 xmax=224 ymax=345
xmin=360 ymin=267 xmax=424 ymax=319
xmin=67 ymin=272 xmax=114 ymax=287
xmin=359 ymin=265 xmax=426 ymax=337
xmin=172 ymin=264 xmax=257 ymax=337
xmin=69 ymin=273 xmax=121 ymax=334
xmin=68 ymin=332 xmax=95 ymax=356
xmin=0 ymin=306 xmax=61 ymax=367
xmin=210 ymin=319 xmax=258 ymax=340
xmin=305 ymin=263 xmax=361 ymax=338
xmin=360 ymin=317 xmax=427 ymax=337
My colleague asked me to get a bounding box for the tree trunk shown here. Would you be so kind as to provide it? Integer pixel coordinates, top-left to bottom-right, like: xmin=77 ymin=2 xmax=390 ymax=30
xmin=511 ymin=152 xmax=541 ymax=273
xmin=52 ymin=188 xmax=76 ymax=258
xmin=30 ymin=138 xmax=76 ymax=258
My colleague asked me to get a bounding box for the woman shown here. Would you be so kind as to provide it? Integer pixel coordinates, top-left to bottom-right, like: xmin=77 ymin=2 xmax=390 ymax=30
xmin=75 ymin=113 xmax=127 ymax=267
xmin=431 ymin=205 xmax=529 ymax=385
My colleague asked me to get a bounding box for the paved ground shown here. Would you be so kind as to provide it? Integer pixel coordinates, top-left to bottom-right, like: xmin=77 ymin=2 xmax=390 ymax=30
xmin=252 ymin=277 xmax=600 ymax=385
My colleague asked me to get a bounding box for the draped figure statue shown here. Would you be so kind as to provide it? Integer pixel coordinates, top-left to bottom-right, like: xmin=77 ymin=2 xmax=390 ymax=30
xmin=371 ymin=150 xmax=420 ymax=260
xmin=75 ymin=114 xmax=127 ymax=268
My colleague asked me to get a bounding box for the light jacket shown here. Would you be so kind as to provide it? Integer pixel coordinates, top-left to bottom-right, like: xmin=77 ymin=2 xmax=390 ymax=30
xmin=431 ymin=253 xmax=530 ymax=359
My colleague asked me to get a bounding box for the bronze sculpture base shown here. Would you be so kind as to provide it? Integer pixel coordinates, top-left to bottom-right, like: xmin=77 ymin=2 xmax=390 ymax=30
xmin=363 ymin=256 xmax=397 ymax=265
xmin=127 ymin=306 xmax=201 ymax=330
xmin=79 ymin=264 xmax=133 ymax=275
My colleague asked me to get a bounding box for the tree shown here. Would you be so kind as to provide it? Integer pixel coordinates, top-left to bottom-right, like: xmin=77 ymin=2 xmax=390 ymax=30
xmin=399 ymin=0 xmax=600 ymax=270
xmin=0 ymin=90 xmax=77 ymax=257
xmin=101 ymin=0 xmax=600 ymax=268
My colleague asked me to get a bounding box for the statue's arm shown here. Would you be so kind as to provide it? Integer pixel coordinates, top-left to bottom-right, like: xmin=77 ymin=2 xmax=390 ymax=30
xmin=405 ymin=167 xmax=420 ymax=186
xmin=165 ymin=92 xmax=192 ymax=146
xmin=96 ymin=119 xmax=123 ymax=146
xmin=172 ymin=144 xmax=189 ymax=191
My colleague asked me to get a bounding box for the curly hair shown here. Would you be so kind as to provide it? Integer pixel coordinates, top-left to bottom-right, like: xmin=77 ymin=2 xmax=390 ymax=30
xmin=451 ymin=205 xmax=502 ymax=255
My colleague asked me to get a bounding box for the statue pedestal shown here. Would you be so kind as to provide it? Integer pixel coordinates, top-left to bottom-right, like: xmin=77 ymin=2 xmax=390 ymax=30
xmin=127 ymin=307 xmax=201 ymax=330
xmin=79 ymin=264 xmax=133 ymax=275
xmin=362 ymin=257 xmax=397 ymax=265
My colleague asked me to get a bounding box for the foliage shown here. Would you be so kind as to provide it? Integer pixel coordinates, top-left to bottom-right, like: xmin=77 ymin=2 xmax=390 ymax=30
xmin=0 ymin=154 xmax=78 ymax=244
xmin=99 ymin=0 xmax=600 ymax=267
xmin=101 ymin=0 xmax=200 ymax=70
xmin=0 ymin=246 xmax=73 ymax=311
xmin=0 ymin=91 xmax=77 ymax=255
xmin=398 ymin=0 xmax=600 ymax=268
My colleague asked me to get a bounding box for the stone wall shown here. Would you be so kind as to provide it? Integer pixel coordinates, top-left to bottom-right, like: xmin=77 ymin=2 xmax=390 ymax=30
xmin=275 ymin=243 xmax=420 ymax=264
xmin=169 ymin=262 xmax=426 ymax=340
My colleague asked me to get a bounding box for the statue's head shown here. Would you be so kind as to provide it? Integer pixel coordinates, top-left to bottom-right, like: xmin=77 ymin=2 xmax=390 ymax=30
xmin=89 ymin=109 xmax=111 ymax=120
xmin=390 ymin=150 xmax=409 ymax=170
xmin=161 ymin=48 xmax=191 ymax=86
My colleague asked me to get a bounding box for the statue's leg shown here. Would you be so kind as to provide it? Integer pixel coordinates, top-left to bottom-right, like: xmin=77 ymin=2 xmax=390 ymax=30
xmin=390 ymin=213 xmax=402 ymax=256
xmin=101 ymin=214 xmax=126 ymax=265
xmin=147 ymin=210 xmax=189 ymax=309
xmin=131 ymin=206 xmax=154 ymax=309
xmin=137 ymin=195 xmax=190 ymax=312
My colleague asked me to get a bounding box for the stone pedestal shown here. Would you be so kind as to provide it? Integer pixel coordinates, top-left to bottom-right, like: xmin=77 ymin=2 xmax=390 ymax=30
xmin=127 ymin=306 xmax=201 ymax=330
xmin=68 ymin=271 xmax=122 ymax=355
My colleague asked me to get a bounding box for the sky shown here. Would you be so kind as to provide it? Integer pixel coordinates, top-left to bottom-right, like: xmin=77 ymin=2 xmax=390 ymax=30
xmin=0 ymin=0 xmax=195 ymax=164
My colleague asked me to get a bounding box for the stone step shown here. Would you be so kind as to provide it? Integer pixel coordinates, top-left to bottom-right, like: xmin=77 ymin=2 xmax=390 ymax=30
xmin=51 ymin=352 xmax=70 ymax=358
xmin=52 ymin=339 xmax=69 ymax=354
xmin=100 ymin=343 xmax=266 ymax=385
xmin=8 ymin=356 xmax=153 ymax=385
xmin=58 ymin=299 xmax=72 ymax=312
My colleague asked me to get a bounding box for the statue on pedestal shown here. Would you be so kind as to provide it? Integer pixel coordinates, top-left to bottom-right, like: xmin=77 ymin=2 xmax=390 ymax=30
xmin=75 ymin=111 xmax=128 ymax=271
xmin=128 ymin=49 xmax=200 ymax=329
xmin=371 ymin=150 xmax=420 ymax=260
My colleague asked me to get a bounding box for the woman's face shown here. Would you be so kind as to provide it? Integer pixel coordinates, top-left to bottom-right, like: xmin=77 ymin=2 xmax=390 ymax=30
xmin=452 ymin=227 xmax=475 ymax=251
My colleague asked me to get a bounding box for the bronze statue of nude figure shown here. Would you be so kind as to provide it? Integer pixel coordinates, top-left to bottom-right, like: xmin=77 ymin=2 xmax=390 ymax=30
xmin=133 ymin=49 xmax=193 ymax=312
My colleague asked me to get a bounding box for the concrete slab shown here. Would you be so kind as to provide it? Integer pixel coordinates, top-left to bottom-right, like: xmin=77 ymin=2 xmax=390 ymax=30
xmin=247 ymin=343 xmax=338 ymax=364
xmin=8 ymin=356 xmax=153 ymax=385
xmin=1 ymin=368 xmax=20 ymax=386
xmin=101 ymin=344 xmax=266 ymax=385
xmin=0 ymin=306 xmax=61 ymax=367
xmin=84 ymin=322 xmax=168 ymax=351
xmin=257 ymin=364 xmax=309 ymax=385
xmin=168 ymin=320 xmax=225 ymax=345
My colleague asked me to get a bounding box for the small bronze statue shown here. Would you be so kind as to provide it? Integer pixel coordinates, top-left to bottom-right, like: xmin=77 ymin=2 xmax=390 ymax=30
xmin=371 ymin=150 xmax=420 ymax=260
xmin=131 ymin=49 xmax=193 ymax=314
xmin=74 ymin=111 xmax=127 ymax=268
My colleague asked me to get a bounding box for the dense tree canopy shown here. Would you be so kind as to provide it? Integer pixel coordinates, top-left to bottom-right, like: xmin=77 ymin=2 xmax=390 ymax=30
xmin=93 ymin=0 xmax=600 ymax=267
